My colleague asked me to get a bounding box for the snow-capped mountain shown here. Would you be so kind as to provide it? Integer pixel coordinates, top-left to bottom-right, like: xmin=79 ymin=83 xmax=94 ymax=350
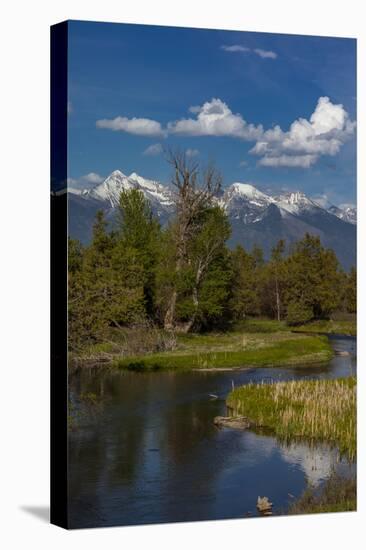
xmin=327 ymin=204 xmax=357 ymax=225
xmin=273 ymin=191 xmax=320 ymax=215
xmin=85 ymin=170 xmax=174 ymax=211
xmin=220 ymin=183 xmax=274 ymax=224
xmin=68 ymin=170 xmax=356 ymax=269
xmin=310 ymin=196 xmax=357 ymax=225
xmin=87 ymin=170 xmax=133 ymax=206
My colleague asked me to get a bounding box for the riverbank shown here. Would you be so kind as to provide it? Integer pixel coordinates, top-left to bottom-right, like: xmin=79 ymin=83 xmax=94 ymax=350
xmin=69 ymin=333 xmax=356 ymax=525
xmin=70 ymin=318 xmax=342 ymax=372
xmin=226 ymin=377 xmax=356 ymax=460
xmin=292 ymin=319 xmax=356 ymax=336
xmin=112 ymin=331 xmax=333 ymax=371
xmin=288 ymin=473 xmax=356 ymax=514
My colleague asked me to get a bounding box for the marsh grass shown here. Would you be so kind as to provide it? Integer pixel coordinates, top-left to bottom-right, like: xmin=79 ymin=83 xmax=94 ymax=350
xmin=69 ymin=324 xmax=177 ymax=368
xmin=288 ymin=473 xmax=356 ymax=514
xmin=292 ymin=319 xmax=356 ymax=336
xmin=113 ymin=335 xmax=332 ymax=371
xmin=227 ymin=377 xmax=356 ymax=460
xmin=71 ymin=318 xmax=334 ymax=371
xmin=233 ymin=319 xmax=289 ymax=333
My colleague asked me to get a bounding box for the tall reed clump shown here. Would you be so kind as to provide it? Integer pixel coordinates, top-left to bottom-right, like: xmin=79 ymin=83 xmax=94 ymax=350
xmin=227 ymin=377 xmax=356 ymax=460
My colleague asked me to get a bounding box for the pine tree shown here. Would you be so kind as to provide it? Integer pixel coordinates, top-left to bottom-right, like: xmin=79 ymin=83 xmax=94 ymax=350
xmin=117 ymin=188 xmax=161 ymax=316
xmin=230 ymin=245 xmax=261 ymax=319
xmin=68 ymin=210 xmax=147 ymax=350
xmin=262 ymin=240 xmax=287 ymax=321
xmin=285 ymin=233 xmax=342 ymax=323
xmin=345 ymin=266 xmax=357 ymax=313
xmin=183 ymin=206 xmax=232 ymax=331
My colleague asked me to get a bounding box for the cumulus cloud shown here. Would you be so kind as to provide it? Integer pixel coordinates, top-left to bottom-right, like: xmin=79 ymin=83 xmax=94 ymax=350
xmin=253 ymin=48 xmax=277 ymax=59
xmin=221 ymin=45 xmax=250 ymax=52
xmin=68 ymin=172 xmax=104 ymax=189
xmin=189 ymin=105 xmax=202 ymax=114
xmin=258 ymin=154 xmax=317 ymax=168
xmin=250 ymin=96 xmax=356 ymax=168
xmin=186 ymin=148 xmax=199 ymax=157
xmin=167 ymin=98 xmax=263 ymax=140
xmin=143 ymin=143 xmax=163 ymax=156
xmin=96 ymin=116 xmax=165 ymax=137
xmin=81 ymin=172 xmax=104 ymax=184
xmin=96 ymin=96 xmax=355 ymax=169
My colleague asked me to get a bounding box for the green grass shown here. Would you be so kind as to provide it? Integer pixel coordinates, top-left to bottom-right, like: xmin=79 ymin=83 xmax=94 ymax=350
xmin=227 ymin=377 xmax=356 ymax=460
xmin=292 ymin=319 xmax=356 ymax=336
xmin=233 ymin=318 xmax=289 ymax=333
xmin=72 ymin=318 xmax=335 ymax=372
xmin=288 ymin=473 xmax=356 ymax=514
xmin=113 ymin=334 xmax=333 ymax=371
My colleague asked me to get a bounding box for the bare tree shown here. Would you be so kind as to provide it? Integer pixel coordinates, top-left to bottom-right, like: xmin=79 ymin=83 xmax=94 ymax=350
xmin=163 ymin=149 xmax=222 ymax=331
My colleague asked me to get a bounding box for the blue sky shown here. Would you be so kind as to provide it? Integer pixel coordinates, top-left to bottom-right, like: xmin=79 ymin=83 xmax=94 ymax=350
xmin=67 ymin=20 xmax=356 ymax=207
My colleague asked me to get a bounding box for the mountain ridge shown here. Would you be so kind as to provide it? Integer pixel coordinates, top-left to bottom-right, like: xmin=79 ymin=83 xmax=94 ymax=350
xmin=68 ymin=170 xmax=356 ymax=269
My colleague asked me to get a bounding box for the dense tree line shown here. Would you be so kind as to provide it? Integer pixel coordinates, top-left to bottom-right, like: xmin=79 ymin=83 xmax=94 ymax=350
xmin=68 ymin=153 xmax=356 ymax=351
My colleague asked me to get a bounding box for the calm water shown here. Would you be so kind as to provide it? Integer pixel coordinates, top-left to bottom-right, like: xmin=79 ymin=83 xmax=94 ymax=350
xmin=68 ymin=335 xmax=356 ymax=528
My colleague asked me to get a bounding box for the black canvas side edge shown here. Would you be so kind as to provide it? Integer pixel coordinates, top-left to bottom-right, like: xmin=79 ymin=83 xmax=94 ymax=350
xmin=50 ymin=21 xmax=69 ymax=529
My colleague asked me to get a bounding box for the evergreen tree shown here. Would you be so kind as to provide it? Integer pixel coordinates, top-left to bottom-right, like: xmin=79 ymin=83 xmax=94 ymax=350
xmin=117 ymin=188 xmax=161 ymax=316
xmin=262 ymin=240 xmax=288 ymax=321
xmin=68 ymin=213 xmax=113 ymax=349
xmin=181 ymin=206 xmax=232 ymax=331
xmin=68 ymin=237 xmax=83 ymax=274
xmin=345 ymin=266 xmax=357 ymax=313
xmin=68 ymin=210 xmax=146 ymax=350
xmin=285 ymin=233 xmax=342 ymax=323
xmin=230 ymin=245 xmax=261 ymax=319
xmin=157 ymin=206 xmax=232 ymax=331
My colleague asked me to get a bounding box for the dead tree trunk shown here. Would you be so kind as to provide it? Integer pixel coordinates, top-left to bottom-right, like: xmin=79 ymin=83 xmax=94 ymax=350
xmin=162 ymin=150 xmax=221 ymax=331
xmin=275 ymin=275 xmax=281 ymax=322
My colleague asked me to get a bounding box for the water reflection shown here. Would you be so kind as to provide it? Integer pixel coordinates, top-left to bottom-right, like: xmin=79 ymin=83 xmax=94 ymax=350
xmin=68 ymin=336 xmax=356 ymax=528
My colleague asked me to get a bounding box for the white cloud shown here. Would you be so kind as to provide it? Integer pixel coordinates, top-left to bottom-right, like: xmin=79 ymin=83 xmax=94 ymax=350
xmin=250 ymin=96 xmax=356 ymax=168
xmin=96 ymin=96 xmax=355 ymax=170
xmin=67 ymin=172 xmax=104 ymax=189
xmin=96 ymin=116 xmax=165 ymax=137
xmin=221 ymin=45 xmax=250 ymax=52
xmin=221 ymin=45 xmax=277 ymax=59
xmin=186 ymin=148 xmax=199 ymax=157
xmin=239 ymin=160 xmax=248 ymax=166
xmin=67 ymin=101 xmax=73 ymax=115
xmin=143 ymin=143 xmax=163 ymax=156
xmin=167 ymin=98 xmax=263 ymax=140
xmin=311 ymin=194 xmax=333 ymax=208
xmin=258 ymin=154 xmax=317 ymax=168
xmin=253 ymin=48 xmax=277 ymax=59
xmin=188 ymin=105 xmax=202 ymax=114
xmin=82 ymin=172 xmax=104 ymax=184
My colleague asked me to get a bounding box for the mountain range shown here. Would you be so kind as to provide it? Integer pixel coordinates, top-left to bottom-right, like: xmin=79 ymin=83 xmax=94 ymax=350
xmin=68 ymin=170 xmax=356 ymax=269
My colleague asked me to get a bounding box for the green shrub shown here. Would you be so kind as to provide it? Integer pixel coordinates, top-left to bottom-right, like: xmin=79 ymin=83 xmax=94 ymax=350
xmin=286 ymin=301 xmax=313 ymax=326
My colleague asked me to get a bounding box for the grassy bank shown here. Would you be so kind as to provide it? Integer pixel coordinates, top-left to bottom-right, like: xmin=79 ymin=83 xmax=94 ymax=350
xmin=112 ymin=330 xmax=332 ymax=371
xmin=292 ymin=319 xmax=356 ymax=336
xmin=288 ymin=473 xmax=356 ymax=514
xmin=227 ymin=377 xmax=356 ymax=460
xmin=70 ymin=319 xmax=335 ymax=372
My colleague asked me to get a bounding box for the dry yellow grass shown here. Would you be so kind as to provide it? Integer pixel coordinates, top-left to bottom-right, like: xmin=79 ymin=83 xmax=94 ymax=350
xmin=227 ymin=377 xmax=356 ymax=460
